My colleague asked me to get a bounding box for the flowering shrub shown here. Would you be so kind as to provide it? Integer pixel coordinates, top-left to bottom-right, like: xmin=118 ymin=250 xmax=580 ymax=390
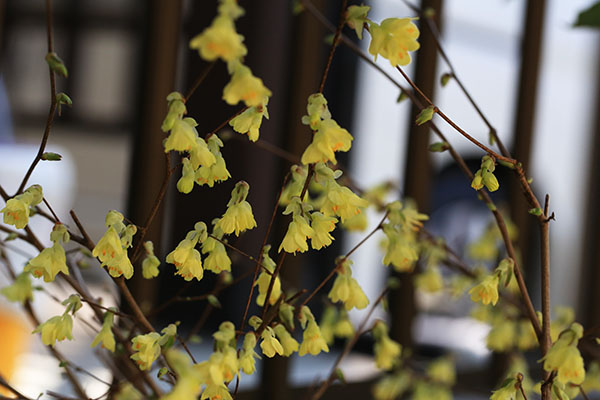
xmin=1 ymin=1 xmax=599 ymax=400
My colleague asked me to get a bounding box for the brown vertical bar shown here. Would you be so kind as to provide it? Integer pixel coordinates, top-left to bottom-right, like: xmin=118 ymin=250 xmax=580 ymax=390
xmin=508 ymin=0 xmax=546 ymax=277
xmin=126 ymin=0 xmax=182 ymax=311
xmin=389 ymin=0 xmax=443 ymax=347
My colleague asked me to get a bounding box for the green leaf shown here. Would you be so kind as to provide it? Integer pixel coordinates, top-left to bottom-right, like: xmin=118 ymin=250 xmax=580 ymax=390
xmin=574 ymin=1 xmax=600 ymax=28
xmin=528 ymin=207 xmax=543 ymax=216
xmin=41 ymin=152 xmax=62 ymax=161
xmin=157 ymin=367 xmax=168 ymax=378
xmin=440 ymin=73 xmax=452 ymax=87
xmin=5 ymin=232 xmax=18 ymax=241
xmin=45 ymin=52 xmax=68 ymax=78
xmin=416 ymin=106 xmax=435 ymax=125
xmin=335 ymin=368 xmax=347 ymax=384
xmin=207 ymin=294 xmax=222 ymax=309
xmin=428 ymin=141 xmax=449 ymax=152
xmin=396 ymin=91 xmax=408 ymax=103
xmin=56 ymin=92 xmax=72 ymax=116
xmin=323 ymin=34 xmax=335 ymax=46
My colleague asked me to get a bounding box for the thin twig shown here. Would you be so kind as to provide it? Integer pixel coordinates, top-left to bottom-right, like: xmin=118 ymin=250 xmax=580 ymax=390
xmin=184 ymin=62 xmax=215 ymax=102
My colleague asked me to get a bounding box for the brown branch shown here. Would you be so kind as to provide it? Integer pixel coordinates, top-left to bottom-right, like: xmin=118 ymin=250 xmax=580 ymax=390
xmin=184 ymin=62 xmax=215 ymax=102
xmin=318 ymin=0 xmax=348 ymax=94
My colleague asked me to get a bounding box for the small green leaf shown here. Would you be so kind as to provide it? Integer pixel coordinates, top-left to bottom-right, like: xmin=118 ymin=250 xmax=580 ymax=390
xmin=157 ymin=367 xmax=168 ymax=378
xmin=5 ymin=232 xmax=18 ymax=241
xmin=56 ymin=92 xmax=72 ymax=116
xmin=396 ymin=91 xmax=408 ymax=103
xmin=387 ymin=276 xmax=401 ymax=289
xmin=415 ymin=106 xmax=435 ymax=125
xmin=428 ymin=141 xmax=449 ymax=152
xmin=45 ymin=52 xmax=68 ymax=78
xmin=323 ymin=34 xmax=335 ymax=46
xmin=528 ymin=207 xmax=543 ymax=216
xmin=498 ymin=160 xmax=516 ymax=169
xmin=440 ymin=73 xmax=452 ymax=87
xmin=58 ymin=360 xmax=68 ymax=367
xmin=207 ymin=294 xmax=222 ymax=309
xmin=574 ymin=1 xmax=600 ymax=28
xmin=41 ymin=152 xmax=62 ymax=161
xmin=486 ymin=202 xmax=497 ymax=212
xmin=335 ymin=368 xmax=346 ymax=384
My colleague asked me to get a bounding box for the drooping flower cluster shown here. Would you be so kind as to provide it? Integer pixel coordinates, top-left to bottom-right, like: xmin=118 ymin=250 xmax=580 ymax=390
xmin=91 ymin=308 xmax=116 ymax=352
xmin=201 ymin=219 xmax=232 ymax=274
xmin=166 ymin=222 xmax=208 ymax=281
xmin=367 ymin=17 xmax=420 ymax=67
xmin=1 ymin=184 xmax=43 ymax=229
xmin=328 ymin=257 xmax=369 ymax=311
xmin=130 ymin=324 xmax=177 ymax=371
xmin=25 ymin=223 xmax=70 ymax=282
xmin=471 ymin=155 xmax=500 ymax=192
xmin=141 ymin=241 xmax=160 ymax=279
xmin=33 ymin=294 xmax=81 ymax=347
xmin=190 ymin=0 xmax=271 ymax=141
xmin=92 ymin=210 xmax=135 ymax=279
xmin=319 ymin=306 xmax=355 ymax=346
xmin=215 ymin=180 xmax=257 ymax=236
xmin=298 ymin=307 xmax=329 ymax=356
xmin=381 ymin=200 xmax=428 ymax=272
xmin=542 ymin=322 xmax=586 ymax=385
xmin=1 ymin=271 xmax=33 ymax=305
xmin=468 ymin=258 xmax=514 ymax=307
xmin=372 ymin=320 xmax=402 ymax=371
xmin=301 ymin=94 xmax=353 ymax=165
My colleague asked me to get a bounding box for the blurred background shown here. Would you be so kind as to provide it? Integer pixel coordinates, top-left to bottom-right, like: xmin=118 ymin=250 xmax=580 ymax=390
xmin=0 ymin=0 xmax=599 ymax=398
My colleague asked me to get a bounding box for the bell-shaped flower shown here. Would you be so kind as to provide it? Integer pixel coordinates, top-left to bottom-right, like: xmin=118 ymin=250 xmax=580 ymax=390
xmin=91 ymin=310 xmax=116 ymax=352
xmin=373 ymin=321 xmax=401 ymax=370
xmin=368 ymin=18 xmax=420 ymax=67
xmin=321 ymin=182 xmax=368 ymax=222
xmin=1 ymin=197 xmax=30 ymax=229
xmin=299 ymin=318 xmax=329 ymax=356
xmin=189 ymin=15 xmax=247 ymax=63
xmin=328 ymin=258 xmax=369 ymax=310
xmin=141 ymin=241 xmax=160 ymax=279
xmin=164 ymin=117 xmax=199 ymax=153
xmin=239 ymin=333 xmax=259 ymax=375
xmin=93 ymin=226 xmax=134 ymax=279
xmin=301 ymin=119 xmax=353 ymax=165
xmin=255 ymin=269 xmax=281 ymax=307
xmin=382 ymin=226 xmax=419 ymax=271
xmin=177 ymin=158 xmax=196 ymax=194
xmin=216 ymin=181 xmax=257 ymax=236
xmin=167 ymin=238 xmax=204 ymax=281
xmin=25 ymin=242 xmax=69 ymax=282
xmin=346 ymin=5 xmax=370 ymax=39
xmin=301 ymin=93 xmax=332 ymax=130
xmin=33 ymin=314 xmax=73 ymax=347
xmin=190 ymin=137 xmax=216 ymax=169
xmin=201 ymin=384 xmax=232 ymax=400
xmin=202 ymin=237 xmax=232 ymax=274
xmin=222 ymin=62 xmax=272 ymax=108
xmin=543 ymin=323 xmax=585 ymax=385
xmin=274 ymin=324 xmax=299 ymax=357
xmin=279 ymin=214 xmax=314 ymax=254
xmin=468 ymin=274 xmax=500 ymax=306
xmin=161 ymin=92 xmax=186 ymax=133
xmin=260 ymin=327 xmax=284 ymax=358
xmin=310 ymin=212 xmax=337 ymax=250
xmin=1 ymin=271 xmax=33 ymax=305
xmin=131 ymin=332 xmax=161 ymax=371
xmin=229 ymin=99 xmax=269 ymax=142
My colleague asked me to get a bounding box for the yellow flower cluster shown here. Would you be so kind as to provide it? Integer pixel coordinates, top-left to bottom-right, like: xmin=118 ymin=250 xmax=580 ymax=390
xmin=381 ymin=201 xmax=427 ymax=272
xmin=92 ymin=211 xmax=135 ymax=279
xmin=25 ymin=223 xmax=70 ymax=282
xmin=328 ymin=258 xmax=369 ymax=311
xmin=368 ymin=18 xmax=420 ymax=67
xmin=215 ymin=181 xmax=257 ymax=236
xmin=166 ymin=222 xmax=208 ymax=281
xmin=1 ymin=184 xmax=43 ymax=229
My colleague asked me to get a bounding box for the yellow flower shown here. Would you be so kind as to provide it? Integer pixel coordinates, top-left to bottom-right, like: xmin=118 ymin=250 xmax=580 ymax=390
xmin=310 ymin=212 xmax=337 ymax=250
xmin=33 ymin=314 xmax=73 ymax=347
xmin=92 ymin=226 xmax=134 ymax=279
xmin=255 ymin=254 xmax=281 ymax=306
xmin=382 ymin=226 xmax=419 ymax=271
xmin=177 ymin=158 xmax=196 ymax=194
xmin=415 ymin=266 xmax=444 ymax=293
xmin=229 ymin=100 xmax=269 ymax=142
xmin=239 ymin=333 xmax=259 ymax=375
xmin=222 ymin=62 xmax=272 ymax=108
xmin=200 ymin=384 xmax=232 ymax=400
xmin=260 ymin=327 xmax=284 ymax=358
xmin=320 ymin=182 xmax=368 ymax=222
xmin=372 ymin=372 xmax=410 ymax=400
xmin=189 ymin=15 xmax=247 ymax=63
xmin=427 ymin=356 xmax=456 ymax=386
xmin=299 ymin=319 xmax=329 ymax=356
xmin=190 ymin=137 xmax=217 ymax=169
xmin=166 ymin=238 xmax=204 ymax=281
xmin=487 ymin=318 xmax=516 ymax=351
xmin=216 ymin=201 xmax=257 ymax=236
xmin=131 ymin=332 xmax=161 ymax=371
xmin=142 ymin=241 xmax=160 ymax=279
xmin=301 ymin=93 xmax=332 ymax=130
xmin=374 ymin=335 xmax=401 ymax=370
xmin=279 ymin=214 xmax=314 ymax=254
xmin=202 ymin=237 xmax=232 ymax=274
xmin=328 ymin=261 xmax=369 ymax=311
xmin=196 ymin=154 xmax=231 ymax=187
xmin=543 ymin=324 xmax=585 ymax=385
xmin=490 ymin=378 xmax=518 ymax=400
xmin=25 ymin=243 xmax=69 ymax=282
xmin=1 ymin=271 xmax=33 ymax=304
xmin=468 ymin=274 xmax=500 ymax=306
xmin=163 ymin=374 xmax=201 ymax=400
xmin=368 ymin=18 xmax=420 ymax=67
xmin=301 ymin=119 xmax=354 ymax=165
xmin=164 ymin=118 xmax=199 ymax=153
xmin=1 ymin=197 xmax=30 ymax=229
xmin=346 ymin=5 xmax=370 ymax=39
xmin=91 ymin=311 xmax=116 ymax=352
xmin=274 ymin=324 xmax=299 ymax=357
